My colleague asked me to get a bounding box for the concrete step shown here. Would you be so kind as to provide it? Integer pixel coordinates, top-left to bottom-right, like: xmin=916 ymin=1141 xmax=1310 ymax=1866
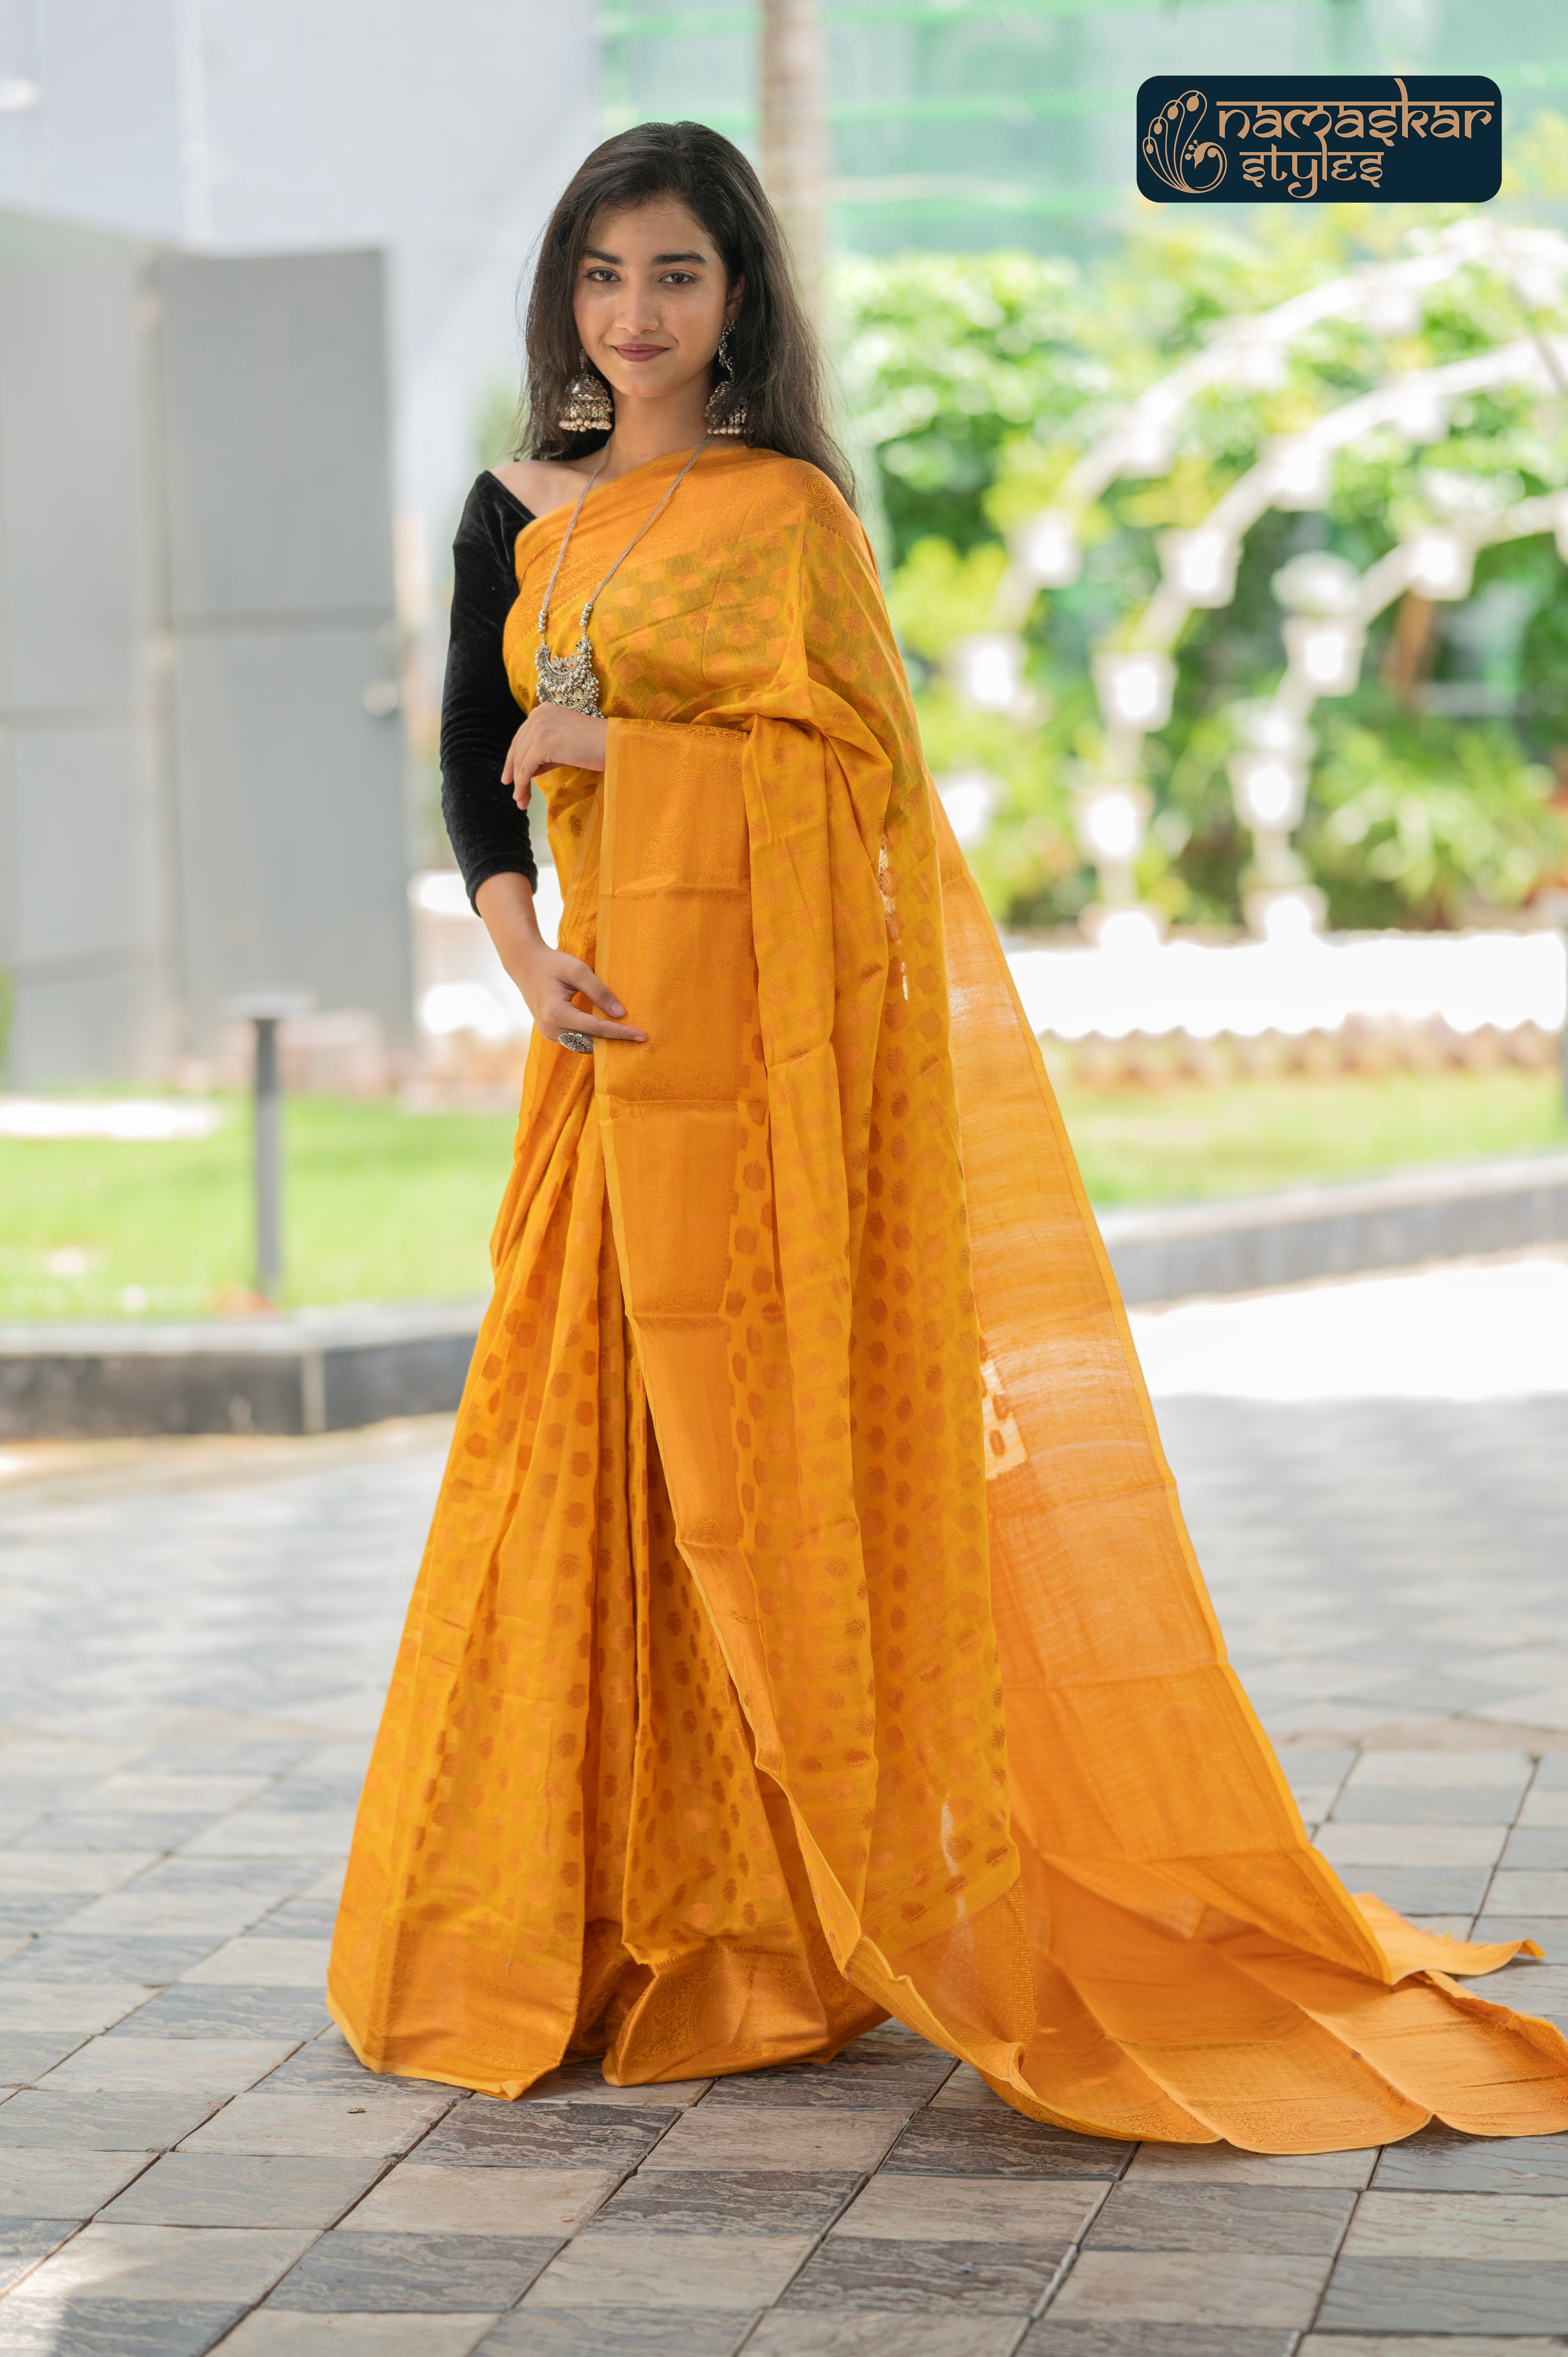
xmin=1102 ymin=1148 xmax=1568 ymax=1305
xmin=0 ymin=1299 xmax=486 ymax=1441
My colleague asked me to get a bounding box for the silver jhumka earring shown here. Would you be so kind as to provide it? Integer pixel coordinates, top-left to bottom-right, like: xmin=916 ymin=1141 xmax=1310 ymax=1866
xmin=557 ymin=353 xmax=613 ymax=435
xmin=704 ymin=322 xmax=747 ymax=435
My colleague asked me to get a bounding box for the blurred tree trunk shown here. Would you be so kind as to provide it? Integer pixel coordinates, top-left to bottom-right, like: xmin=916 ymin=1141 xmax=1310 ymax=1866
xmin=1383 ymin=591 xmax=1437 ymax=704
xmin=761 ymin=0 xmax=825 ymax=313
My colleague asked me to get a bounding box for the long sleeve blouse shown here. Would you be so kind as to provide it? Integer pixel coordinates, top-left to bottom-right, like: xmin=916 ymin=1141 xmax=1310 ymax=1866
xmin=441 ymin=472 xmax=538 ymax=903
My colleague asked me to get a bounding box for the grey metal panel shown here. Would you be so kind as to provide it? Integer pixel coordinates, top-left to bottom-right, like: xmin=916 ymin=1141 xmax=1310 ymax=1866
xmin=172 ymin=625 xmax=411 ymax=1043
xmin=159 ymin=249 xmax=396 ymax=621
xmin=8 ymin=721 xmax=163 ymax=965
xmin=0 ymin=209 xmax=153 ymax=714
xmin=6 ymin=958 xmax=171 ymax=1088
xmin=0 ymin=206 xmax=171 ymax=1085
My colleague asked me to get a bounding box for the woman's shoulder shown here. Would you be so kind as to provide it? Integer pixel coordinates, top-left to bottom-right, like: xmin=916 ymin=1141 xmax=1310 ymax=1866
xmin=456 ymin=468 xmax=531 ymax=539
xmin=489 ymin=456 xmax=595 ymax=519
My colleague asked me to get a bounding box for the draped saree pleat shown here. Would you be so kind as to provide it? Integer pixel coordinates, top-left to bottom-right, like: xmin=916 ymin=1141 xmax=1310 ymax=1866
xmin=328 ymin=441 xmax=1568 ymax=2150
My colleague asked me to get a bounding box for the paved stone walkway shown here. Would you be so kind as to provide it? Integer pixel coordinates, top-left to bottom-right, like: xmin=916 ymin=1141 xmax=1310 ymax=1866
xmin=1 ymin=1352 xmax=1566 ymax=2351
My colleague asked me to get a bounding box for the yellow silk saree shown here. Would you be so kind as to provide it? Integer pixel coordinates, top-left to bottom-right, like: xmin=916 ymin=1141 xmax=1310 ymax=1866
xmin=328 ymin=441 xmax=1568 ymax=2150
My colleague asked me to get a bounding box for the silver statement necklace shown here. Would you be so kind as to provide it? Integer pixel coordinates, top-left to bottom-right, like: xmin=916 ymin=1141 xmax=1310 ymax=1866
xmin=535 ymin=435 xmax=713 ymax=717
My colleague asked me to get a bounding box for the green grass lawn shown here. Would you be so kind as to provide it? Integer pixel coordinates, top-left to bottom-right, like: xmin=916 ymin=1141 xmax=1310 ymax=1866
xmin=1062 ymin=1066 xmax=1568 ymax=1206
xmin=0 ymin=1097 xmax=518 ymax=1322
xmin=0 ymin=1067 xmax=1563 ymax=1320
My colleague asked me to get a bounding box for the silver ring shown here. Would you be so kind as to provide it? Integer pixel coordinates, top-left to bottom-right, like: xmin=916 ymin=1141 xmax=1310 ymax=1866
xmin=558 ymin=1028 xmax=594 ymax=1055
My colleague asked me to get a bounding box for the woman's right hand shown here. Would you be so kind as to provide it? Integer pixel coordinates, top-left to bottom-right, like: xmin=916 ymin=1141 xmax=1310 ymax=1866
xmin=513 ymin=940 xmax=648 ymax=1048
xmin=474 ymin=873 xmax=647 ymax=1048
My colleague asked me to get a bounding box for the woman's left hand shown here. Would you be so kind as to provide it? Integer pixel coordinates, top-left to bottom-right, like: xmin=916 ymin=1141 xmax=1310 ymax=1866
xmin=503 ymin=706 xmax=608 ymax=808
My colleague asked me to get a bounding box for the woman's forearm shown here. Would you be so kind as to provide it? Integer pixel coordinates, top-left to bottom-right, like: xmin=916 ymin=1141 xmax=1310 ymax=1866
xmin=475 ymin=872 xmax=547 ymax=993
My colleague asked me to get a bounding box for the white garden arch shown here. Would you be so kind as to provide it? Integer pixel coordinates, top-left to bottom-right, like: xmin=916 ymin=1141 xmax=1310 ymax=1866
xmin=951 ymin=217 xmax=1568 ymax=942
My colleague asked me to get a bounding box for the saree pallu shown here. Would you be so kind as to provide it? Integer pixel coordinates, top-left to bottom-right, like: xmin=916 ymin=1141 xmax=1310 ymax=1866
xmin=328 ymin=442 xmax=1568 ymax=2150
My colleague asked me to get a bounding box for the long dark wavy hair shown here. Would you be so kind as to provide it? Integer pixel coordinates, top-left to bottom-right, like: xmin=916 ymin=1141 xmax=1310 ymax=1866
xmin=520 ymin=121 xmax=854 ymax=508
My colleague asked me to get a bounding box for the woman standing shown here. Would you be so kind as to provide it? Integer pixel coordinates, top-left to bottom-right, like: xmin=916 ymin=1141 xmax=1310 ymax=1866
xmin=329 ymin=122 xmax=1568 ymax=2150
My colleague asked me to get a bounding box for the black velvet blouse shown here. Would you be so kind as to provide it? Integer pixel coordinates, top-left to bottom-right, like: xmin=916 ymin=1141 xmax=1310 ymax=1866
xmin=441 ymin=472 xmax=539 ymax=904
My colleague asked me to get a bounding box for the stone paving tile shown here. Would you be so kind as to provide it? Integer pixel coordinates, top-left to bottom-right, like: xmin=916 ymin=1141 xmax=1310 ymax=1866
xmin=0 ymin=1853 xmax=159 ymax=1899
xmin=248 ymin=1900 xmax=341 ymax=1940
xmin=1472 ymin=1915 xmax=1568 ymax=1950
xmin=181 ymin=1814 xmax=357 ymax=1859
xmin=1084 ymin=2182 xmax=1353 ymax=2252
xmin=586 ymin=2168 xmax=858 ymax=2237
xmin=1280 ymin=1747 xmax=1358 ymax=1783
xmin=65 ymin=1860 xmax=317 ymax=1937
xmin=643 ymin=2105 xmax=908 ymax=2173
xmin=882 ymin=2108 xmax=1130 ymax=2178
xmin=1123 ymin=2142 xmax=1376 ymax=2188
xmin=91 ymin=1770 xmax=278 ymax=1810
xmin=927 ymin=2064 xmax=1009 ymax=2111
xmin=781 ymin=2234 xmax=1061 ymax=2313
xmin=1519 ymin=1790 xmax=1568 ymax=1826
xmin=1301 ymin=2340 xmax=1567 ymax=2357
xmin=10 ymin=1814 xmax=218 ymax=1853
xmin=226 ymin=2320 xmax=500 ymax=2354
xmin=750 ymin=2316 xmax=1022 ymax=2355
xmin=0 ymin=2092 xmax=217 ymax=2149
xmin=1323 ymin=1864 xmax=1494 ymax=1912
xmin=524 ymin=2228 xmax=812 ymax=2309
xmin=0 ymin=2223 xmax=74 ymax=2297
xmin=1344 ymin=2186 xmax=1568 ymax=2255
xmin=0 ymin=2296 xmax=247 ymax=2355
xmin=699 ymin=2047 xmax=954 ymax=2109
xmin=1489 ymin=1869 xmax=1568 ymax=1914
xmin=1316 ymin=2257 xmax=1568 ymax=2330
xmin=1025 ymin=2330 xmax=1296 ymax=2356
xmin=259 ymin=2031 xmax=448 ymax=2095
xmin=107 ymin=1987 xmax=332 ymax=2041
xmin=0 ymin=1897 xmax=112 ymax=1937
xmin=1314 ymin=1822 xmax=1507 ymax=1864
xmin=97 ymin=2150 xmax=385 ymax=2228
xmin=1328 ymin=1784 xmax=1529 ymax=1823
xmin=179 ymin=2088 xmax=453 ymax=2157
xmin=339 ymin=2161 xmax=619 ymax=2235
xmin=516 ymin=2060 xmax=711 ymax=2108
xmin=1401 ymin=1912 xmax=1476 ymax=1939
xmin=417 ymin=2098 xmax=672 ymax=2170
xmin=479 ymin=2311 xmax=756 ymax=2353
xmin=1342 ymin=1749 xmax=1533 ymax=1790
xmin=0 ymin=2151 xmax=153 ymax=2219
xmin=0 ymin=1986 xmax=152 ymax=2037
xmin=182 ymin=1936 xmax=334 ymax=1985
xmin=12 ymin=2220 xmax=318 ymax=2300
xmin=1504 ymin=1827 xmax=1568 ymax=1867
xmin=0 ymin=1937 xmax=215 ymax=1982
xmin=1046 ymin=2251 xmax=1331 ymax=2326
xmin=1487 ymin=1961 xmax=1568 ymax=2009
xmin=830 ymin=2173 xmax=1098 ymax=2244
xmin=38 ymin=2037 xmax=298 ymax=2095
xmin=265 ymin=2228 xmax=561 ymax=2309
xmin=0 ymin=2037 xmax=90 ymax=2087
xmin=1371 ymin=2117 xmax=1568 ymax=2191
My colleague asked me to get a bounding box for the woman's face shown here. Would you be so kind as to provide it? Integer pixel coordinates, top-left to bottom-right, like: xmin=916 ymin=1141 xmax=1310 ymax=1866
xmin=573 ymin=196 xmax=742 ymax=415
